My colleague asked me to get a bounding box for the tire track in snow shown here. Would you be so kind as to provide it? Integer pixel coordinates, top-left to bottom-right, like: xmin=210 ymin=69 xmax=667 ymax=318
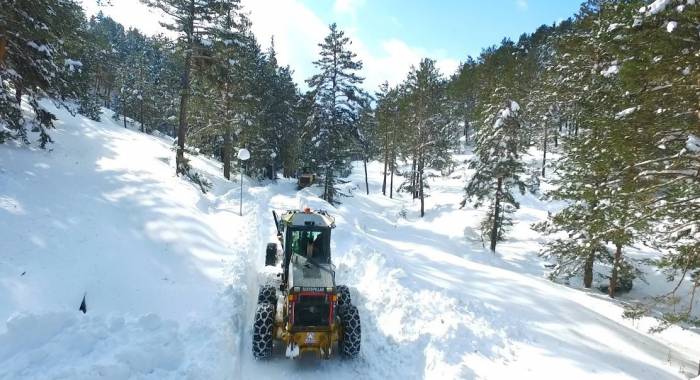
xmin=236 ymin=181 xmax=303 ymax=377
xmin=232 ymin=184 xmax=274 ymax=378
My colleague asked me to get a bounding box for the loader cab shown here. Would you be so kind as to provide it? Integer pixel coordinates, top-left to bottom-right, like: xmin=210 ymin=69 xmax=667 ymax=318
xmin=276 ymin=208 xmax=336 ymax=288
xmin=288 ymin=229 xmax=331 ymax=263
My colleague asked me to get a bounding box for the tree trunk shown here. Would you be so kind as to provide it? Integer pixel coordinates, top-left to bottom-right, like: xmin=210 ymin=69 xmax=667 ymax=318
xmin=140 ymin=99 xmax=145 ymax=133
xmin=419 ymin=154 xmax=425 ymax=217
xmin=123 ymin=101 xmax=127 ymax=128
xmin=542 ymin=123 xmax=548 ymax=177
xmin=583 ymin=250 xmax=595 ymax=288
xmin=94 ymin=63 xmax=101 ymax=96
xmin=464 ymin=118 xmax=469 ymax=143
xmin=389 ymin=154 xmax=395 ymax=199
xmin=411 ymin=157 xmax=417 ymax=199
xmin=174 ymin=0 xmax=196 ymax=175
xmin=363 ymin=157 xmax=369 ymax=195
xmin=15 ymin=83 xmax=22 ymax=105
xmin=381 ymin=150 xmax=388 ymax=196
xmin=105 ymin=81 xmax=112 ymax=108
xmin=176 ymin=39 xmax=193 ymax=176
xmin=223 ymin=127 xmax=231 ymax=180
xmin=490 ymin=177 xmax=502 ymax=252
xmin=609 ymin=243 xmax=622 ymax=298
xmin=0 ymin=36 xmax=7 ymax=65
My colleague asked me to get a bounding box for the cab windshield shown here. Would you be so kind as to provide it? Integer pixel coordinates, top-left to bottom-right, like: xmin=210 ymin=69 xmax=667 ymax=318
xmin=289 ymin=229 xmax=330 ymax=263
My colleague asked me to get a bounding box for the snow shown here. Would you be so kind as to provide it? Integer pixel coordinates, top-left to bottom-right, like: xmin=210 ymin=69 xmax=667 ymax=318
xmin=64 ymin=59 xmax=83 ymax=72
xmin=643 ymin=0 xmax=673 ymax=16
xmin=509 ymin=100 xmax=520 ymax=112
xmin=615 ymin=106 xmax=638 ymax=119
xmin=601 ymin=64 xmax=619 ymax=77
xmin=607 ymin=23 xmax=623 ymax=32
xmin=26 ymin=41 xmax=51 ymax=56
xmin=687 ymin=134 xmax=700 ymax=152
xmin=1 ymin=104 xmax=700 ymax=379
xmin=666 ymin=21 xmax=678 ymax=32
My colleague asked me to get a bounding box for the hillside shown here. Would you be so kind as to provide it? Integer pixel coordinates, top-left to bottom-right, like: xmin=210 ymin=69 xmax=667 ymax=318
xmin=1 ymin=104 xmax=700 ymax=379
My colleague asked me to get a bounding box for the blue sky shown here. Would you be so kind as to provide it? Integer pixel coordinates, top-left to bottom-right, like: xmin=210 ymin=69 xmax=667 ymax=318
xmin=308 ymin=0 xmax=583 ymax=61
xmin=81 ymin=0 xmax=584 ymax=91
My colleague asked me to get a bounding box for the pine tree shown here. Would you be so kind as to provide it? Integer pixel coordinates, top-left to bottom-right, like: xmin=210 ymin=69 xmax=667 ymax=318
xmin=306 ymin=23 xmax=364 ymax=204
xmin=609 ymin=0 xmax=699 ymax=317
xmin=402 ymin=58 xmax=453 ymax=217
xmin=85 ymin=13 xmax=126 ymax=108
xmin=536 ymin=0 xmax=651 ymax=297
xmin=448 ymin=57 xmax=479 ymax=145
xmin=139 ymin=0 xmax=242 ymax=175
xmin=375 ymin=82 xmax=400 ymax=196
xmin=466 ymin=96 xmax=526 ymax=251
xmin=465 ymin=40 xmax=529 ymax=251
xmin=0 ymin=0 xmax=85 ymax=147
xmin=355 ymin=95 xmax=377 ymax=195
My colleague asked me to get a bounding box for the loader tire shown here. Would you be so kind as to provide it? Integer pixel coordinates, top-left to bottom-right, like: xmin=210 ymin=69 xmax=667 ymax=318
xmin=265 ymin=243 xmax=277 ymax=266
xmin=252 ymin=302 xmax=275 ymax=359
xmin=338 ymin=304 xmax=361 ymax=358
xmin=257 ymin=285 xmax=277 ymax=305
xmin=336 ymin=285 xmax=351 ymax=306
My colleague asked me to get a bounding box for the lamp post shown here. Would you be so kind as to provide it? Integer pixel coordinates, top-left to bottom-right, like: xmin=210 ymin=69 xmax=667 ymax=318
xmin=237 ymin=148 xmax=250 ymax=216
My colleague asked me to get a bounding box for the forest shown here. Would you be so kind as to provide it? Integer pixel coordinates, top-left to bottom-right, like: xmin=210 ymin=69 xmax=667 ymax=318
xmin=1 ymin=0 xmax=698 ymax=329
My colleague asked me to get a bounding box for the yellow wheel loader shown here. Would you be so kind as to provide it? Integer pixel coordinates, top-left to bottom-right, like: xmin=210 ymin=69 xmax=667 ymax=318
xmin=252 ymin=208 xmax=361 ymax=360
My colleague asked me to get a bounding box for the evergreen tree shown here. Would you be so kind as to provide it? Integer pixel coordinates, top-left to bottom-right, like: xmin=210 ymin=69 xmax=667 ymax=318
xmin=449 ymin=57 xmax=479 ymax=145
xmin=375 ymin=82 xmax=400 ymax=196
xmin=306 ymin=23 xmax=364 ymax=204
xmin=466 ymin=96 xmax=526 ymax=251
xmin=402 ymin=58 xmax=454 ymax=217
xmin=0 ymin=0 xmax=85 ymax=147
xmin=465 ymin=41 xmax=528 ymax=251
xmin=139 ymin=0 xmax=242 ymax=175
xmin=355 ymin=95 xmax=377 ymax=195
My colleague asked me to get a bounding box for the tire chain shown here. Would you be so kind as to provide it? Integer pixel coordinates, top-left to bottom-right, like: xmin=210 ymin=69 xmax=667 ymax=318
xmin=257 ymin=285 xmax=277 ymax=305
xmin=336 ymin=285 xmax=352 ymax=306
xmin=252 ymin=302 xmax=275 ymax=359
xmin=338 ymin=304 xmax=361 ymax=358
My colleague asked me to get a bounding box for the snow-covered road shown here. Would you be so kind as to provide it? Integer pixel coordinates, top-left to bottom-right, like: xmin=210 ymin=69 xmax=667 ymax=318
xmin=1 ymin=103 xmax=699 ymax=379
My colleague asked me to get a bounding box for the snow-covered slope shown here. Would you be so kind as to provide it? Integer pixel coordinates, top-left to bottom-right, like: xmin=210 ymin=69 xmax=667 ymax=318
xmin=1 ymin=104 xmax=699 ymax=379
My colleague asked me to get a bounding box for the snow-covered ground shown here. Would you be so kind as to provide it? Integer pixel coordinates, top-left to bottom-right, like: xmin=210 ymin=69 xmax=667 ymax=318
xmin=1 ymin=103 xmax=700 ymax=379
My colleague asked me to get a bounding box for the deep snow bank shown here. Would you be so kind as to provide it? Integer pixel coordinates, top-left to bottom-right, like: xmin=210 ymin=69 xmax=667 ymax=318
xmin=0 ymin=102 xmax=253 ymax=378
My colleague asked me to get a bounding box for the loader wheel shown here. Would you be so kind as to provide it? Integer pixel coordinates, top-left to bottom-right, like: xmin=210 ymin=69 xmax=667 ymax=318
xmin=338 ymin=304 xmax=361 ymax=358
xmin=257 ymin=285 xmax=277 ymax=305
xmin=336 ymin=285 xmax=351 ymax=306
xmin=252 ymin=302 xmax=275 ymax=359
xmin=265 ymin=243 xmax=277 ymax=266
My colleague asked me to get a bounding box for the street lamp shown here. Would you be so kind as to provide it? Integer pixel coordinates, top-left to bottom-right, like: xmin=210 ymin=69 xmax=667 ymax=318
xmin=237 ymin=148 xmax=250 ymax=216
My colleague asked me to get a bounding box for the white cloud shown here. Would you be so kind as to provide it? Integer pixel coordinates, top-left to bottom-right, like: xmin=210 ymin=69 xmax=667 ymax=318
xmin=244 ymin=0 xmax=459 ymax=91
xmin=354 ymin=38 xmax=460 ymax=91
xmin=242 ymin=0 xmax=327 ymax=86
xmin=79 ymin=0 xmax=460 ymax=92
xmin=516 ymin=0 xmax=528 ymax=10
xmin=333 ymin=0 xmax=366 ymax=15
